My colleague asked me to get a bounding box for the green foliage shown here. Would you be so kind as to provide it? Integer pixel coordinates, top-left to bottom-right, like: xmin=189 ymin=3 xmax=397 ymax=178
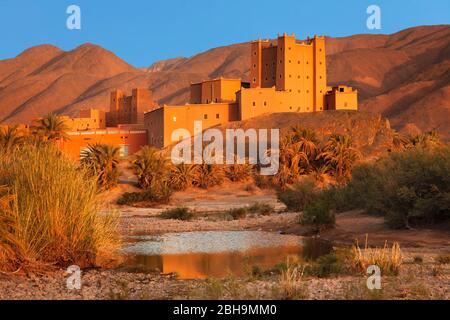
xmin=81 ymin=143 xmax=121 ymax=190
xmin=31 ymin=113 xmax=69 ymax=141
xmin=0 ymin=143 xmax=118 ymax=272
xmin=132 ymin=146 xmax=170 ymax=189
xmin=160 ymin=207 xmax=193 ymax=221
xmin=319 ymin=133 xmax=361 ymax=182
xmin=117 ymin=180 xmax=172 ymax=205
xmin=169 ymin=163 xmax=197 ymax=191
xmin=348 ymin=146 xmax=450 ymax=228
xmin=0 ymin=125 xmax=25 ymax=154
xmin=225 ymin=161 xmax=254 ymax=182
xmin=299 ymin=198 xmax=335 ymax=230
xmin=306 ymin=253 xmax=344 ymax=277
xmin=276 ymin=177 xmax=318 ymax=212
xmin=193 ymin=163 xmax=225 ymax=189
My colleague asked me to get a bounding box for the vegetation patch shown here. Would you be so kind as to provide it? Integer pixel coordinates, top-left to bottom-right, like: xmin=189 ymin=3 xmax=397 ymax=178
xmin=160 ymin=207 xmax=193 ymax=221
xmin=0 ymin=143 xmax=118 ymax=272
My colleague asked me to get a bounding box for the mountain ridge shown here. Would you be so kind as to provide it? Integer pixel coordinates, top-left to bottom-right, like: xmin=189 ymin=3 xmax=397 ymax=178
xmin=0 ymin=25 xmax=449 ymax=139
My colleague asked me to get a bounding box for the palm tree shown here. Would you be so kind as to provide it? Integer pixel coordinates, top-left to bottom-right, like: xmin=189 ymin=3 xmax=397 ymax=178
xmin=392 ymin=130 xmax=412 ymax=151
xmin=81 ymin=143 xmax=121 ymax=190
xmin=319 ymin=134 xmax=361 ymax=181
xmin=131 ymin=146 xmax=169 ymax=189
xmin=193 ymin=163 xmax=225 ymax=189
xmin=412 ymin=131 xmax=442 ymax=149
xmin=0 ymin=125 xmax=25 ymax=154
xmin=169 ymin=163 xmax=197 ymax=190
xmin=290 ymin=126 xmax=319 ymax=159
xmin=225 ymin=156 xmax=254 ymax=182
xmin=32 ymin=113 xmax=69 ymax=141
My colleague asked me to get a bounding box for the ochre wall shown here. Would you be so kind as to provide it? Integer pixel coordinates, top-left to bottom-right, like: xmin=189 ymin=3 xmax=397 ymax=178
xmin=60 ymin=129 xmax=147 ymax=161
xmin=325 ymin=86 xmax=358 ymax=111
xmin=145 ymin=102 xmax=239 ymax=148
xmin=190 ymin=78 xmax=241 ymax=104
xmin=246 ymin=34 xmax=328 ymax=118
xmin=107 ymin=88 xmax=157 ymax=127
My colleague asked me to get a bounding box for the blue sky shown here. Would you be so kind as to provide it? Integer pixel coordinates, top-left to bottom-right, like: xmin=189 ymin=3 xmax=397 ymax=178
xmin=0 ymin=0 xmax=449 ymax=67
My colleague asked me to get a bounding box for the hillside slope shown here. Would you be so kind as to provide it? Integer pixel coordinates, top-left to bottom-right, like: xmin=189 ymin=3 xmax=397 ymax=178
xmin=0 ymin=25 xmax=448 ymax=139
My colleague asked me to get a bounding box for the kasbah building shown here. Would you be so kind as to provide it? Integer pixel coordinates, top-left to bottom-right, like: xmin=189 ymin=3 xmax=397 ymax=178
xmin=58 ymin=34 xmax=358 ymax=160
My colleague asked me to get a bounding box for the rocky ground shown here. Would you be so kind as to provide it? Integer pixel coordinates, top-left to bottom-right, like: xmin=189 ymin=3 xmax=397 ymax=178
xmin=1 ymin=183 xmax=449 ymax=300
xmin=0 ymin=254 xmax=448 ymax=300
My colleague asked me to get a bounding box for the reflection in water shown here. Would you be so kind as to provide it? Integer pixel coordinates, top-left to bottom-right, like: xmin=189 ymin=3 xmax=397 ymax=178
xmin=122 ymin=231 xmax=332 ymax=279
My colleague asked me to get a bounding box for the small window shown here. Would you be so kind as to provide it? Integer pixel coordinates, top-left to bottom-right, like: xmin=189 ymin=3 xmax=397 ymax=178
xmin=297 ymin=60 xmax=300 ymax=64
xmin=252 ymin=101 xmax=256 ymax=106
xmin=263 ymin=101 xmax=267 ymax=106
xmin=340 ymin=87 xmax=345 ymax=92
xmin=253 ymin=78 xmax=256 ymax=83
xmin=289 ymin=74 xmax=292 ymax=78
xmin=204 ymin=114 xmax=208 ymax=119
xmin=288 ymin=60 xmax=291 ymax=63
xmin=280 ymin=60 xmax=283 ymax=64
xmin=254 ymin=51 xmax=257 ymax=55
xmin=216 ymin=114 xmax=220 ymax=119
xmin=253 ymin=64 xmax=256 ymax=69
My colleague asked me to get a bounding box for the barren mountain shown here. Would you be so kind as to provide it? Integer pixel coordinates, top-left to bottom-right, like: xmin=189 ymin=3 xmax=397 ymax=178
xmin=0 ymin=25 xmax=448 ymax=139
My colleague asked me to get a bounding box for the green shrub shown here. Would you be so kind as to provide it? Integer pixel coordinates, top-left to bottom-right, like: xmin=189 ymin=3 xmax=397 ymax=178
xmin=248 ymin=202 xmax=275 ymax=215
xmin=277 ymin=177 xmax=318 ymax=212
xmin=117 ymin=180 xmax=172 ymax=205
xmin=299 ymin=198 xmax=335 ymax=230
xmin=352 ymin=146 xmax=450 ymax=228
xmin=306 ymin=253 xmax=344 ymax=277
xmin=160 ymin=207 xmax=193 ymax=221
xmin=228 ymin=207 xmax=248 ymax=220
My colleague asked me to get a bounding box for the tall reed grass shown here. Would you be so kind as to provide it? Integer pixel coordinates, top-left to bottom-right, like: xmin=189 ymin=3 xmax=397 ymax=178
xmin=0 ymin=143 xmax=118 ymax=272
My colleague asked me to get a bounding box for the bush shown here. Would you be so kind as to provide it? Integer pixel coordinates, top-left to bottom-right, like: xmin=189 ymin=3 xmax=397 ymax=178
xmin=299 ymin=198 xmax=335 ymax=230
xmin=228 ymin=207 xmax=248 ymax=220
xmin=131 ymin=146 xmax=170 ymax=189
xmin=225 ymin=162 xmax=254 ymax=182
xmin=117 ymin=180 xmax=172 ymax=205
xmin=160 ymin=207 xmax=193 ymax=221
xmin=0 ymin=143 xmax=118 ymax=272
xmin=193 ymin=163 xmax=225 ymax=189
xmin=306 ymin=253 xmax=344 ymax=277
xmin=277 ymin=177 xmax=318 ymax=212
xmin=248 ymin=202 xmax=275 ymax=215
xmin=347 ymin=146 xmax=450 ymax=228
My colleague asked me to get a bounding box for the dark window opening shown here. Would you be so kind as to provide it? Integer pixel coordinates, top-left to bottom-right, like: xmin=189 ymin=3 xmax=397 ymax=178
xmin=204 ymin=114 xmax=208 ymax=119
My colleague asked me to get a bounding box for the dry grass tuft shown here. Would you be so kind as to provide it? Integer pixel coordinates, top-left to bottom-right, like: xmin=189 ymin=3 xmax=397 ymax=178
xmin=0 ymin=143 xmax=119 ymax=273
xmin=350 ymin=235 xmax=403 ymax=275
